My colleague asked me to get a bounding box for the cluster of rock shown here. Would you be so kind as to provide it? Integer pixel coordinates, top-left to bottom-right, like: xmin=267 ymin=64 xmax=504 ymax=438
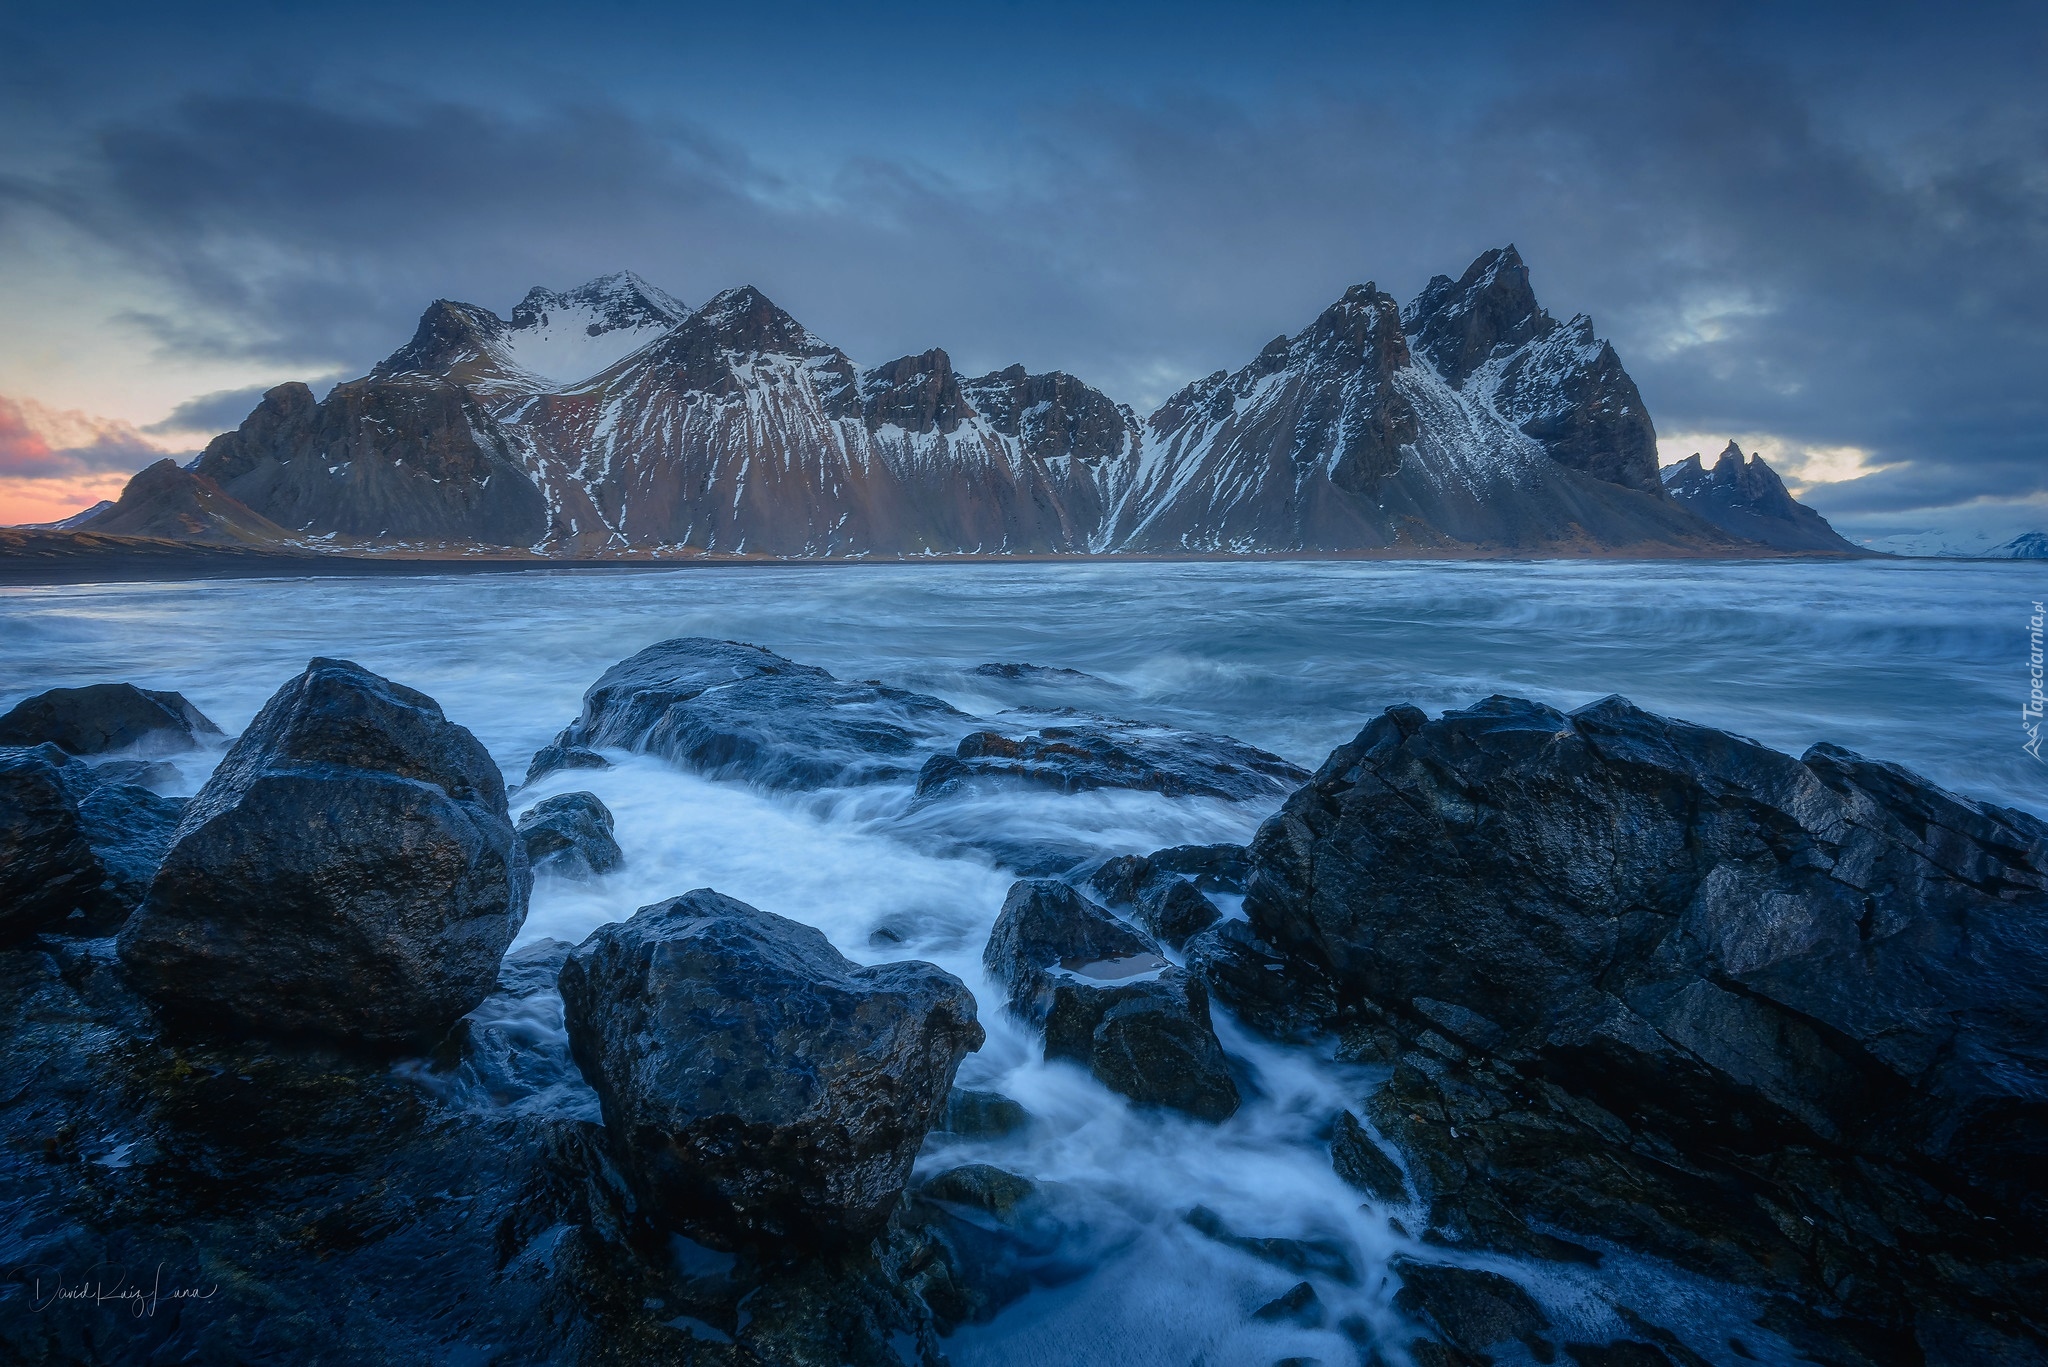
xmin=1206 ymin=693 xmax=2048 ymax=1366
xmin=0 ymin=661 xmax=987 ymax=1364
xmin=4 ymin=640 xmax=2043 ymax=1366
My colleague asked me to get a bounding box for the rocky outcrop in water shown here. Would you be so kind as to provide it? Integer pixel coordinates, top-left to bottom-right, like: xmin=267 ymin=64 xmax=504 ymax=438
xmin=0 ymin=745 xmax=183 ymax=939
xmin=117 ymin=658 xmax=530 ymax=1046
xmin=0 ymin=682 xmax=221 ymax=755
xmin=559 ymin=889 xmax=983 ymax=1247
xmin=532 ymin=637 xmax=970 ymax=790
xmin=517 ymin=790 xmax=623 ymax=879
xmin=1661 ymin=440 xmax=1861 ymax=553
xmin=984 ymin=879 xmax=1240 ymax=1119
xmin=915 ymin=717 xmax=1306 ymax=802
xmin=1239 ymin=693 xmax=2048 ymax=1362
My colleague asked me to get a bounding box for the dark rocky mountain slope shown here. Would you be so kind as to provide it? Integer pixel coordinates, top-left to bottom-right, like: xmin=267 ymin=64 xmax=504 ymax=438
xmin=1662 ymin=439 xmax=1860 ymax=552
xmin=81 ymin=253 xmax=1843 ymax=557
xmin=68 ymin=458 xmax=290 ymax=546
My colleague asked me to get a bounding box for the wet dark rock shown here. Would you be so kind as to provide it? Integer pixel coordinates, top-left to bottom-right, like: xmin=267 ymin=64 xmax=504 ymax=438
xmin=518 ymin=790 xmax=624 ymax=879
xmin=559 ymin=889 xmax=983 ymax=1247
xmin=1131 ymin=868 xmax=1221 ymax=948
xmin=116 ymin=657 xmax=530 ymax=1047
xmin=940 ymin=1086 xmax=1030 ymax=1138
xmin=1184 ymin=1205 xmax=1360 ymax=1285
xmin=1254 ymin=1280 xmax=1326 ymax=1327
xmin=970 ymin=662 xmax=1103 ymax=684
xmin=0 ymin=745 xmax=183 ymax=940
xmin=1244 ymin=694 xmax=2048 ymax=1357
xmin=86 ymin=757 xmax=182 ymax=789
xmin=1566 ymin=1343 xmax=1679 ymax=1367
xmin=1391 ymin=1257 xmax=1553 ymax=1362
xmin=984 ymin=879 xmax=1239 ymax=1120
xmin=1085 ymin=852 xmax=1151 ymax=906
xmin=1149 ymin=841 xmax=1251 ymax=892
xmin=983 ymin=878 xmax=1158 ymax=1025
xmin=1060 ymin=971 xmax=1241 ymax=1120
xmin=1184 ymin=917 xmax=1336 ymax=1040
xmin=917 ymin=716 xmax=1307 ymax=803
xmin=918 ymin=1163 xmax=1038 ymax=1219
xmin=1330 ymin=1109 xmax=1408 ymax=1203
xmin=539 ymin=638 xmax=970 ymax=791
xmin=523 ymin=739 xmax=611 ymax=784
xmin=0 ymin=936 xmax=946 ymax=1367
xmin=0 ymin=682 xmax=221 ymax=756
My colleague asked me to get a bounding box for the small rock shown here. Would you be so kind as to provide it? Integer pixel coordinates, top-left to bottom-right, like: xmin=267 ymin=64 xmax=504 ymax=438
xmin=1253 ymin=1281 xmax=1325 ymax=1327
xmin=518 ymin=791 xmax=624 ymax=879
xmin=970 ymin=662 xmax=1102 ymax=684
xmin=1131 ymin=870 xmax=1221 ymax=949
xmin=1 ymin=745 xmax=182 ymax=939
xmin=1085 ymin=853 xmax=1151 ymax=907
xmin=117 ymin=658 xmax=529 ymax=1046
xmin=982 ymin=878 xmax=1158 ymax=1026
xmin=1565 ymin=1343 xmax=1677 ymax=1367
xmin=1184 ymin=917 xmax=1335 ymax=1039
xmin=1148 ymin=842 xmax=1252 ymax=893
xmin=919 ymin=1164 xmax=1038 ymax=1219
xmin=1064 ymin=974 xmax=1241 ymax=1120
xmin=1186 ymin=1205 xmax=1359 ymax=1284
xmin=1392 ymin=1257 xmax=1551 ymax=1360
xmin=560 ymin=888 xmax=982 ymax=1246
xmin=1331 ymin=1110 xmax=1408 ymax=1202
xmin=918 ymin=718 xmax=1307 ymax=802
xmin=941 ymin=1087 xmax=1030 ymax=1138
xmin=0 ymin=682 xmax=222 ymax=756
xmin=523 ymin=741 xmax=611 ymax=785
xmin=986 ymin=879 xmax=1239 ymax=1120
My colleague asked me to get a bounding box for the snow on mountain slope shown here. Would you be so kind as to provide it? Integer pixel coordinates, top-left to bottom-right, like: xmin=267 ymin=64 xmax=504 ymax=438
xmin=373 ymin=272 xmax=688 ymax=402
xmin=498 ymin=272 xmax=688 ymax=386
xmin=144 ymin=250 xmax=1788 ymax=556
xmin=512 ymin=288 xmax=1138 ymax=554
xmin=1108 ymin=253 xmax=1729 ymax=553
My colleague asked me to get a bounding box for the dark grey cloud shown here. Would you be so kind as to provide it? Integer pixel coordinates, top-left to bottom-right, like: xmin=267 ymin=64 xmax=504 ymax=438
xmin=3 ymin=9 xmax=2043 ymax=515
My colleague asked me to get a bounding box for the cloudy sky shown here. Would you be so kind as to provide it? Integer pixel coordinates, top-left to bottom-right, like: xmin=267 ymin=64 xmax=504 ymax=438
xmin=2 ymin=0 xmax=2043 ymax=547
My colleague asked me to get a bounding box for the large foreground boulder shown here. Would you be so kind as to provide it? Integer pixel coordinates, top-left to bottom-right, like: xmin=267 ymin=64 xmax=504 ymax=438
xmin=984 ymin=880 xmax=1239 ymax=1120
xmin=559 ymin=890 xmax=983 ymax=1247
xmin=0 ymin=745 xmax=184 ymax=939
xmin=916 ymin=717 xmax=1306 ymax=802
xmin=1243 ymin=694 xmax=2048 ymax=1361
xmin=529 ymin=637 xmax=970 ymax=789
xmin=0 ymin=682 xmax=221 ymax=755
xmin=117 ymin=658 xmax=529 ymax=1046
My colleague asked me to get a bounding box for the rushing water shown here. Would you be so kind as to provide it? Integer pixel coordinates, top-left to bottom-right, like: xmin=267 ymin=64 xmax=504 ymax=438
xmin=2 ymin=558 xmax=2042 ymax=1365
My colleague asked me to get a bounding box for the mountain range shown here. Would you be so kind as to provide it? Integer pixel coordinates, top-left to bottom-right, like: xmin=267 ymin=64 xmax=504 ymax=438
xmin=73 ymin=251 xmax=1860 ymax=558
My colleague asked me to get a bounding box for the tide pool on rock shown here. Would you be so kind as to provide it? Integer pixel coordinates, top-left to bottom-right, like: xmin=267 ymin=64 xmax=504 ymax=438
xmin=0 ymin=557 xmax=2040 ymax=1367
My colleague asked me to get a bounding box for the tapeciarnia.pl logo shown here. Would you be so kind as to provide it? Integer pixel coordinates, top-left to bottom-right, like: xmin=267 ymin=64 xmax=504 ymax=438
xmin=2027 ymin=600 xmax=2045 ymax=762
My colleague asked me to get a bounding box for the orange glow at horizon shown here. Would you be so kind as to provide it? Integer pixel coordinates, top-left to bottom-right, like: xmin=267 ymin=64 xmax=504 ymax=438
xmin=0 ymin=392 xmax=167 ymax=526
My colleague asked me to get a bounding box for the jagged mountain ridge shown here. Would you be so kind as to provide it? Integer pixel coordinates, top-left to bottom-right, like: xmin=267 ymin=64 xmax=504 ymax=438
xmin=88 ymin=249 xmax=1804 ymax=555
xmin=1114 ymin=250 xmax=1716 ymax=552
xmin=1661 ymin=440 xmax=1859 ymax=553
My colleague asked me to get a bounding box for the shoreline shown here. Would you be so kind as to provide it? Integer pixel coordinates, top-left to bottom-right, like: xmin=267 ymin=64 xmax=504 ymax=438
xmin=0 ymin=527 xmax=1897 ymax=587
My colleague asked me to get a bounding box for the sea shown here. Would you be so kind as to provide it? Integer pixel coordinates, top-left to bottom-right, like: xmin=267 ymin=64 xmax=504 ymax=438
xmin=3 ymin=557 xmax=2041 ymax=1365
